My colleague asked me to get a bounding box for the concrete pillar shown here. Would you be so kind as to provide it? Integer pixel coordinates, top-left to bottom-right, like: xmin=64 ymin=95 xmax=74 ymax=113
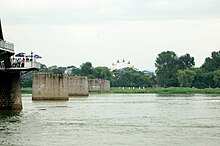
xmin=88 ymin=79 xmax=101 ymax=92
xmin=88 ymin=79 xmax=110 ymax=91
xmin=0 ymin=71 xmax=22 ymax=110
xmin=32 ymin=73 xmax=69 ymax=100
xmin=101 ymin=80 xmax=110 ymax=91
xmin=68 ymin=76 xmax=89 ymax=96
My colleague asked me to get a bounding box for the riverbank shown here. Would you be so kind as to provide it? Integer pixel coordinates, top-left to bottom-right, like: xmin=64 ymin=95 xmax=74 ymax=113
xmin=91 ymin=88 xmax=220 ymax=94
xmin=21 ymin=87 xmax=220 ymax=95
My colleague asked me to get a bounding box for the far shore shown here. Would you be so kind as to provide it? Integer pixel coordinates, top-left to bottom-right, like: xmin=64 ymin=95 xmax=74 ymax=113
xmin=21 ymin=87 xmax=220 ymax=95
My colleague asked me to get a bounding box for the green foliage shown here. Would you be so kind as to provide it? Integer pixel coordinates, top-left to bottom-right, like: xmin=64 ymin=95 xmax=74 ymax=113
xmin=155 ymin=51 xmax=179 ymax=87
xmin=178 ymin=53 xmax=195 ymax=69
xmin=213 ymin=70 xmax=220 ymax=87
xmin=177 ymin=69 xmax=196 ymax=87
xmin=80 ymin=62 xmax=94 ymax=77
xmin=21 ymin=88 xmax=32 ymax=94
xmin=191 ymin=50 xmax=220 ymax=88
xmin=39 ymin=65 xmax=66 ymax=74
xmin=202 ymin=51 xmax=220 ymax=72
xmin=71 ymin=66 xmax=81 ymax=76
xmin=111 ymin=68 xmax=155 ymax=87
xmin=192 ymin=68 xmax=213 ymax=88
xmin=155 ymin=51 xmax=178 ymax=69
xmin=21 ymin=80 xmax=32 ymax=88
xmin=39 ymin=64 xmax=49 ymax=72
xmin=93 ymin=66 xmax=113 ymax=80
xmin=155 ymin=51 xmax=196 ymax=87
xmin=48 ymin=66 xmax=66 ymax=74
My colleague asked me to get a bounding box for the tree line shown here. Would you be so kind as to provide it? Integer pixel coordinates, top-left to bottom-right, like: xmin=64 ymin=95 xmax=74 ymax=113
xmin=21 ymin=50 xmax=220 ymax=89
xmin=156 ymin=50 xmax=220 ymax=88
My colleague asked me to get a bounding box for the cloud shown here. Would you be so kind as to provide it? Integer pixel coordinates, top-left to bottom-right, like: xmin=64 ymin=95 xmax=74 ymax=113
xmin=1 ymin=0 xmax=220 ymax=25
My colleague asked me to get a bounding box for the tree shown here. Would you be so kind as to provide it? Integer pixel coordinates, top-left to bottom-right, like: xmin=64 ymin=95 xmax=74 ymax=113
xmin=213 ymin=70 xmax=220 ymax=87
xmin=192 ymin=68 xmax=214 ymax=88
xmin=39 ymin=64 xmax=49 ymax=72
xmin=47 ymin=66 xmax=66 ymax=74
xmin=111 ymin=68 xmax=154 ymax=87
xmin=119 ymin=71 xmax=135 ymax=87
xmin=155 ymin=51 xmax=179 ymax=87
xmin=111 ymin=68 xmax=136 ymax=87
xmin=202 ymin=51 xmax=220 ymax=72
xmin=178 ymin=53 xmax=195 ymax=69
xmin=177 ymin=69 xmax=196 ymax=87
xmin=80 ymin=62 xmax=94 ymax=77
xmin=134 ymin=73 xmax=152 ymax=87
xmin=70 ymin=66 xmax=81 ymax=76
xmin=93 ymin=66 xmax=113 ymax=80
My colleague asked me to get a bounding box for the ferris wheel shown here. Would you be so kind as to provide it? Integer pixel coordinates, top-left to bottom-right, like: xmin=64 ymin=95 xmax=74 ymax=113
xmin=110 ymin=59 xmax=138 ymax=71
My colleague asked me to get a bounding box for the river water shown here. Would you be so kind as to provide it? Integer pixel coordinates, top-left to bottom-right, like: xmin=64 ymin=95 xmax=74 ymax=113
xmin=1 ymin=94 xmax=220 ymax=146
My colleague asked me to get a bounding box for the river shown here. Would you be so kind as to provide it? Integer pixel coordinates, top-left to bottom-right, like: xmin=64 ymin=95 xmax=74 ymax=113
xmin=1 ymin=94 xmax=220 ymax=146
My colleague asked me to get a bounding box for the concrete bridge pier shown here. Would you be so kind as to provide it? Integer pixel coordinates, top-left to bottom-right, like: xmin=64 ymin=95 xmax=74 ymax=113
xmin=0 ymin=71 xmax=22 ymax=110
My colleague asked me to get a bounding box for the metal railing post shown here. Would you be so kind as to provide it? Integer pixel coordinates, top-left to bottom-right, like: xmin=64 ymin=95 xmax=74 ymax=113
xmin=31 ymin=52 xmax=33 ymax=67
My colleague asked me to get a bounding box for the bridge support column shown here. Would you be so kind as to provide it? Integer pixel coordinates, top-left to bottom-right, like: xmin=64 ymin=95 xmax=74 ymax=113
xmin=0 ymin=71 xmax=22 ymax=110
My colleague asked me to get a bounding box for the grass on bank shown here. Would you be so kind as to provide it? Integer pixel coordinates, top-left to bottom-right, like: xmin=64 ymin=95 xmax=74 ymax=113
xmin=92 ymin=87 xmax=220 ymax=94
xmin=21 ymin=88 xmax=32 ymax=94
xmin=21 ymin=87 xmax=220 ymax=94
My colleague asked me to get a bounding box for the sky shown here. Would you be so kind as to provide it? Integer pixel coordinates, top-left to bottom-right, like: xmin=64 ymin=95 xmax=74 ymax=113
xmin=1 ymin=0 xmax=220 ymax=70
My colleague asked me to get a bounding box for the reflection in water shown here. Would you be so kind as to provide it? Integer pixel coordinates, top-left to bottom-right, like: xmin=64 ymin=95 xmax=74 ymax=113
xmin=0 ymin=110 xmax=22 ymax=146
xmin=0 ymin=110 xmax=21 ymax=121
xmin=1 ymin=94 xmax=220 ymax=146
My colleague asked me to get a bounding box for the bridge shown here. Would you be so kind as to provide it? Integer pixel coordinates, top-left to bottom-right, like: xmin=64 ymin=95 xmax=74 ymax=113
xmin=0 ymin=19 xmax=39 ymax=110
xmin=0 ymin=41 xmax=14 ymax=68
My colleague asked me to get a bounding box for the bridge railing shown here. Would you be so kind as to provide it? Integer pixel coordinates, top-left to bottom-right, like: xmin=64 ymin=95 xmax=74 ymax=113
xmin=0 ymin=39 xmax=14 ymax=53
xmin=24 ymin=60 xmax=41 ymax=68
xmin=0 ymin=59 xmax=41 ymax=69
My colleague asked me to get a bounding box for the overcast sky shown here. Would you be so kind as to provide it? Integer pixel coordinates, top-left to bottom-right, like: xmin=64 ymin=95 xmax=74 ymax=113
xmin=1 ymin=0 xmax=220 ymax=70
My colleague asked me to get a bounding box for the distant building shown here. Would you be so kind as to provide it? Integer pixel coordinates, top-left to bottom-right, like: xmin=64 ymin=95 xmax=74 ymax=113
xmin=64 ymin=67 xmax=73 ymax=75
xmin=141 ymin=70 xmax=155 ymax=75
